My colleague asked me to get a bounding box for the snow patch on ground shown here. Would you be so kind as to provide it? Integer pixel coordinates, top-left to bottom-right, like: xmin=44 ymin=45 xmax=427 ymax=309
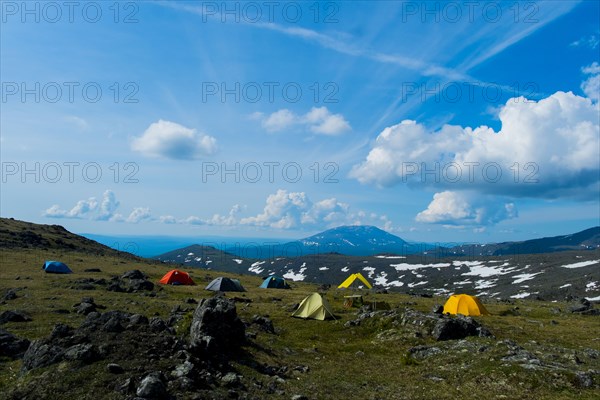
xmin=475 ymin=279 xmax=497 ymax=289
xmin=233 ymin=259 xmax=243 ymax=264
xmin=453 ymin=261 xmax=485 ymax=267
xmin=585 ymin=295 xmax=600 ymax=301
xmin=283 ymin=263 xmax=307 ymax=281
xmin=462 ymin=263 xmax=517 ymax=278
xmin=390 ymin=262 xmax=450 ymax=271
xmin=363 ymin=266 xmax=376 ymax=278
xmin=561 ymin=260 xmax=599 ymax=269
xmin=511 ymin=272 xmax=542 ymax=284
xmin=341 ymin=266 xmax=349 ymax=272
xmin=510 ymin=292 xmax=531 ymax=299
xmin=375 ymin=255 xmax=407 ymax=259
xmin=559 ymin=283 xmax=572 ymax=289
xmin=586 ymin=282 xmax=598 ymax=292
xmin=453 ymin=280 xmax=472 ymax=285
xmin=408 ymin=281 xmax=428 ymax=288
xmin=319 ymin=267 xmax=329 ymax=271
xmin=248 ymin=261 xmax=266 ymax=274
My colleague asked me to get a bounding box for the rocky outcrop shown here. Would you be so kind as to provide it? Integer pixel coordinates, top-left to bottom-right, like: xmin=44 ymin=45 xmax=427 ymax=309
xmin=190 ymin=295 xmax=246 ymax=356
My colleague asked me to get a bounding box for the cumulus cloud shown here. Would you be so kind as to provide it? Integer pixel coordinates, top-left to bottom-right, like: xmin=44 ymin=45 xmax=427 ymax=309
xmin=239 ymin=189 xmax=391 ymax=230
xmin=581 ymin=62 xmax=600 ymax=102
xmin=350 ymin=91 xmax=599 ymax=200
xmin=131 ymin=120 xmax=217 ymax=160
xmin=97 ymin=190 xmax=120 ymax=221
xmin=126 ymin=207 xmax=153 ymax=223
xmin=258 ymin=107 xmax=351 ymax=135
xmin=44 ymin=197 xmax=98 ymax=219
xmin=44 ymin=190 xmax=153 ymax=223
xmin=415 ymin=191 xmax=517 ymax=226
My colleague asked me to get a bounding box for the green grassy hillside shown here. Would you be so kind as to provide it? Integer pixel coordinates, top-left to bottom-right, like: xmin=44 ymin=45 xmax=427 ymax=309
xmin=0 ymin=218 xmax=599 ymax=399
xmin=1 ymin=247 xmax=599 ymax=399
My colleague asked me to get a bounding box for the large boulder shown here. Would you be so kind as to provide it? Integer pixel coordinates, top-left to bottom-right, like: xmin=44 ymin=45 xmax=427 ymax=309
xmin=190 ymin=295 xmax=245 ymax=355
xmin=432 ymin=315 xmax=492 ymax=341
xmin=136 ymin=372 xmax=168 ymax=399
xmin=0 ymin=310 xmax=32 ymax=324
xmin=22 ymin=341 xmax=64 ymax=371
xmin=0 ymin=329 xmax=30 ymax=358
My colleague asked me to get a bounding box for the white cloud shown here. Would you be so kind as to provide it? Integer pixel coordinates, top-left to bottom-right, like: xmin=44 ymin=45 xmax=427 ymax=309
xmin=571 ymin=35 xmax=599 ymax=49
xmin=350 ymin=91 xmax=600 ymax=200
xmin=262 ymin=109 xmax=298 ymax=132
xmin=97 ymin=190 xmax=120 ymax=221
xmin=131 ymin=120 xmax=217 ymax=160
xmin=159 ymin=215 xmax=177 ymax=224
xmin=258 ymin=107 xmax=351 ymax=135
xmin=44 ymin=197 xmax=98 ymax=219
xmin=126 ymin=207 xmax=153 ymax=223
xmin=44 ymin=191 xmax=152 ymax=224
xmin=416 ymin=191 xmax=517 ymax=226
xmin=581 ymin=62 xmax=600 ymax=102
xmin=239 ymin=189 xmax=391 ymax=230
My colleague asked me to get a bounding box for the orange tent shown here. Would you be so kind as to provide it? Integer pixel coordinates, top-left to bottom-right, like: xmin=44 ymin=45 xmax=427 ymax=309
xmin=158 ymin=269 xmax=195 ymax=285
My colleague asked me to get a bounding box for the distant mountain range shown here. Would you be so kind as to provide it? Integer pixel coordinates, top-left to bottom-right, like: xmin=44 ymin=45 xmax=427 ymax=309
xmin=430 ymin=227 xmax=600 ymax=257
xmin=153 ymin=225 xmax=600 ymax=301
xmin=2 ymin=216 xmax=599 ymax=300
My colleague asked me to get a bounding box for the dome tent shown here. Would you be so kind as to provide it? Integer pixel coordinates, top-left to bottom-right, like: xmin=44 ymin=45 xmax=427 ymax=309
xmin=42 ymin=261 xmax=72 ymax=274
xmin=443 ymin=294 xmax=490 ymax=316
xmin=159 ymin=269 xmax=195 ymax=285
xmin=291 ymin=293 xmax=335 ymax=320
xmin=205 ymin=277 xmax=246 ymax=292
xmin=259 ymin=275 xmax=289 ymax=289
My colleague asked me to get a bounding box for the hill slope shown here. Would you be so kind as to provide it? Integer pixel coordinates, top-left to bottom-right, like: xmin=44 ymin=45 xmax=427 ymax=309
xmin=433 ymin=226 xmax=600 ymax=257
xmin=0 ymin=217 xmax=143 ymax=260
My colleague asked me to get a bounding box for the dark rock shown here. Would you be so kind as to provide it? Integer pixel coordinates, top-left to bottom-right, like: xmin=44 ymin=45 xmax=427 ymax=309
xmin=580 ymin=309 xmax=600 ymax=316
xmin=3 ymin=289 xmax=18 ymax=301
xmin=431 ymin=305 xmax=444 ymax=314
xmin=21 ymin=340 xmax=64 ymax=371
xmin=117 ymin=377 xmax=136 ymax=394
xmin=252 ymin=315 xmax=275 ymax=334
xmin=0 ymin=310 xmax=32 ymax=324
xmin=136 ymin=372 xmax=168 ymax=399
xmin=149 ymin=317 xmax=169 ymax=333
xmin=570 ymin=298 xmax=592 ymax=313
xmin=107 ymin=363 xmax=125 ymax=374
xmin=103 ymin=315 xmax=125 ymax=333
xmin=63 ymin=343 xmax=97 ymax=363
xmin=129 ymin=279 xmax=155 ymax=292
xmin=185 ymin=298 xmax=198 ymax=304
xmin=432 ymin=315 xmax=492 ymax=341
xmin=128 ymin=314 xmax=150 ymax=328
xmin=0 ymin=328 xmax=30 ymax=358
xmin=75 ymin=302 xmax=97 ymax=315
xmin=122 ymin=270 xmax=147 ymax=280
xmin=575 ymin=371 xmax=594 ymax=388
xmin=107 ymin=282 xmax=126 ymax=292
xmin=50 ymin=323 xmax=73 ymax=339
xmin=84 ymin=268 xmax=102 ymax=272
xmin=190 ymin=296 xmax=245 ymax=355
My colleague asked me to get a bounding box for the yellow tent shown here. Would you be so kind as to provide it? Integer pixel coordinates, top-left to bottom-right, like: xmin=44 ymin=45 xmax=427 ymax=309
xmin=291 ymin=293 xmax=335 ymax=320
xmin=443 ymin=294 xmax=490 ymax=316
xmin=337 ymin=272 xmax=372 ymax=289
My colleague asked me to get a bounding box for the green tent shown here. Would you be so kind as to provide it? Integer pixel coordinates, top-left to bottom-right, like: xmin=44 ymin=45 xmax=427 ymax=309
xmin=291 ymin=293 xmax=335 ymax=320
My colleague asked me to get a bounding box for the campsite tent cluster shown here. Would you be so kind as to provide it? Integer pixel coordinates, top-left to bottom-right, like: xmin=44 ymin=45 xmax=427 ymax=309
xmin=42 ymin=261 xmax=490 ymax=319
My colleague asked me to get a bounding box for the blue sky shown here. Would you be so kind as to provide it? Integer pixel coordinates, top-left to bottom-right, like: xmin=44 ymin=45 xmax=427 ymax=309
xmin=1 ymin=0 xmax=599 ymax=244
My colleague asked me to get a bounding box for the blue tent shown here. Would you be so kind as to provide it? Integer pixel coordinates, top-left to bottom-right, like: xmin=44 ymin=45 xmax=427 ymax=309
xmin=42 ymin=261 xmax=72 ymax=274
xmin=259 ymin=275 xmax=289 ymax=289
